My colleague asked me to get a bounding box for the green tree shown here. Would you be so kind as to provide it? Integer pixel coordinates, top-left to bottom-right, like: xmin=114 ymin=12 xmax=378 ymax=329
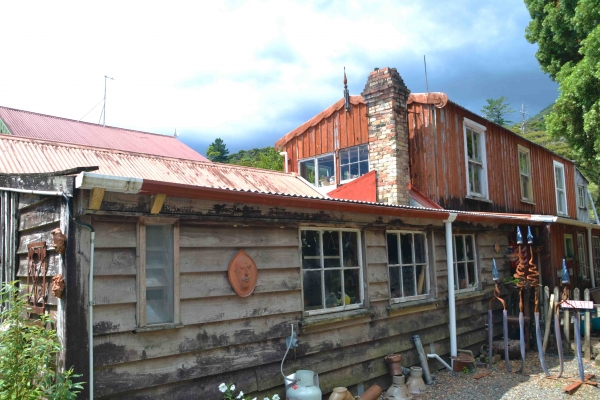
xmin=206 ymin=138 xmax=229 ymax=162
xmin=481 ymin=96 xmax=515 ymax=126
xmin=227 ymin=147 xmax=283 ymax=171
xmin=524 ymin=0 xmax=600 ymax=175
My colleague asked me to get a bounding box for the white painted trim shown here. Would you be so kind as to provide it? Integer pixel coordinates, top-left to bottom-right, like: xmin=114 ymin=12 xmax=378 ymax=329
xmin=553 ymin=160 xmax=568 ymax=216
xmin=76 ymin=172 xmax=143 ymax=193
xmin=462 ymin=118 xmax=488 ymax=199
xmin=385 ymin=230 xmax=431 ymax=302
xmin=517 ymin=145 xmax=534 ymax=202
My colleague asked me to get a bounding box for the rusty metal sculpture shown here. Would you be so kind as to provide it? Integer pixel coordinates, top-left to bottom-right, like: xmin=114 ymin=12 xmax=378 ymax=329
xmin=513 ymin=227 xmax=527 ymax=373
xmin=26 ymin=242 xmax=48 ymax=315
xmin=526 ymin=227 xmax=549 ymax=376
xmin=488 ymin=258 xmax=511 ymax=371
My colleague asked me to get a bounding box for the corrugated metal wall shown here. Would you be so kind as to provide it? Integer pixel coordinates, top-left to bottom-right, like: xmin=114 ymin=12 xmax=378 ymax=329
xmin=408 ymin=102 xmax=578 ymax=216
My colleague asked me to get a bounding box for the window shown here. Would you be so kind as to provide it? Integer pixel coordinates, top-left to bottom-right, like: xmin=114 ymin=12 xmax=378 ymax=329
xmin=300 ymin=228 xmax=363 ymax=315
xmin=593 ymin=236 xmax=600 ymax=283
xmin=553 ymin=161 xmax=568 ymax=215
xmin=463 ymin=119 xmax=488 ymax=198
xmin=387 ymin=231 xmax=429 ymax=303
xmin=138 ymin=218 xmax=180 ymax=327
xmin=518 ymin=145 xmax=533 ymax=202
xmin=564 ymin=234 xmax=574 ymax=260
xmin=340 ymin=144 xmax=369 ymax=182
xmin=299 ymin=154 xmax=335 ymax=187
xmin=453 ymin=234 xmax=478 ymax=291
xmin=577 ymin=233 xmax=588 ymax=279
xmin=577 ymin=185 xmax=587 ymax=209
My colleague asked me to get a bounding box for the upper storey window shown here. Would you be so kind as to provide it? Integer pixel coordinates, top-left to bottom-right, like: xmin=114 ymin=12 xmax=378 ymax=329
xmin=463 ymin=118 xmax=488 ymax=199
xmin=553 ymin=160 xmax=568 ymax=216
xmin=340 ymin=144 xmax=369 ymax=183
xmin=299 ymin=153 xmax=335 ymax=187
xmin=518 ymin=145 xmax=534 ymax=203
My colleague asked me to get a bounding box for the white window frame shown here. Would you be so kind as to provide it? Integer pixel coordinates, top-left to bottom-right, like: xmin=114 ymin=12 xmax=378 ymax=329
xmin=463 ymin=118 xmax=488 ymax=199
xmin=577 ymin=232 xmax=588 ymax=279
xmin=386 ymin=230 xmax=430 ymax=304
xmin=577 ymin=185 xmax=587 ymax=209
xmin=137 ymin=217 xmax=180 ymax=328
xmin=298 ymin=152 xmax=336 ymax=189
xmin=339 ymin=144 xmax=369 ymax=184
xmin=593 ymin=236 xmax=600 ymax=283
xmin=453 ymin=234 xmax=479 ymax=292
xmin=518 ymin=145 xmax=534 ymax=203
xmin=300 ymin=227 xmax=364 ymax=316
xmin=564 ymin=233 xmax=575 ymax=260
xmin=553 ymin=160 xmax=568 ymax=216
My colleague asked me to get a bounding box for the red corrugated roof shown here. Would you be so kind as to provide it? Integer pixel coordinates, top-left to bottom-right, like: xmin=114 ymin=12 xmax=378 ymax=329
xmin=0 ymin=106 xmax=208 ymax=162
xmin=0 ymin=135 xmax=322 ymax=198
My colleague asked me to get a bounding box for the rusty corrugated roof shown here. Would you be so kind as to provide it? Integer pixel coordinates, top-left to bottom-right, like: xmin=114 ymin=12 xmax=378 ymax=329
xmin=0 ymin=135 xmax=323 ymax=198
xmin=0 ymin=106 xmax=208 ymax=162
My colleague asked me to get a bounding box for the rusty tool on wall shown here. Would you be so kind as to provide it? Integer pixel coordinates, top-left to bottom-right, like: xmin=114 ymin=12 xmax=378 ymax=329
xmin=526 ymin=227 xmax=549 ymax=376
xmin=513 ymin=227 xmax=527 ymax=373
xmin=488 ymin=258 xmax=511 ymax=371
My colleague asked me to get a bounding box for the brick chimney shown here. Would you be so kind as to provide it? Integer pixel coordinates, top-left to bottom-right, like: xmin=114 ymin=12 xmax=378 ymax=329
xmin=362 ymin=67 xmax=410 ymax=205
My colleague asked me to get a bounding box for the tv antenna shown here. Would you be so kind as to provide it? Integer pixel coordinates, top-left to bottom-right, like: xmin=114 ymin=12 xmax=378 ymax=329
xmin=424 ymin=55 xmax=429 ymax=93
xmin=520 ymin=103 xmax=528 ymax=135
xmin=99 ymin=75 xmax=115 ymax=126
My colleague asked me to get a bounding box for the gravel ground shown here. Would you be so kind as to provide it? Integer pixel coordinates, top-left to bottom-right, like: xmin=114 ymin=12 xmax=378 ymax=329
xmin=412 ymin=352 xmax=600 ymax=400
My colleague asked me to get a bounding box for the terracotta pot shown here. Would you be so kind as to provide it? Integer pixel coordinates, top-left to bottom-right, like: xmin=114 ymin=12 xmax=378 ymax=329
xmin=328 ymin=387 xmax=353 ymax=400
xmin=385 ymin=353 xmax=402 ymax=376
xmin=358 ymin=384 xmax=382 ymax=400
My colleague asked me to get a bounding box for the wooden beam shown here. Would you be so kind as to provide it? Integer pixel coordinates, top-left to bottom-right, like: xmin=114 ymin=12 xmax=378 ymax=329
xmin=89 ymin=188 xmax=105 ymax=210
xmin=150 ymin=194 xmax=167 ymax=214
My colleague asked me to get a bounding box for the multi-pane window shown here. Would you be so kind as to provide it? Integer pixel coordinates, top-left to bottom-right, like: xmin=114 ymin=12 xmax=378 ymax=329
xmin=299 ymin=154 xmax=335 ymax=187
xmin=564 ymin=234 xmax=575 ymax=260
xmin=553 ymin=161 xmax=568 ymax=215
xmin=463 ymin=119 xmax=487 ymax=198
xmin=518 ymin=146 xmax=533 ymax=202
xmin=577 ymin=185 xmax=587 ymax=209
xmin=340 ymin=144 xmax=369 ymax=182
xmin=593 ymin=236 xmax=600 ymax=283
xmin=387 ymin=231 xmax=429 ymax=302
xmin=300 ymin=228 xmax=363 ymax=315
xmin=453 ymin=234 xmax=478 ymax=291
xmin=577 ymin=233 xmax=588 ymax=279
xmin=138 ymin=218 xmax=180 ymax=327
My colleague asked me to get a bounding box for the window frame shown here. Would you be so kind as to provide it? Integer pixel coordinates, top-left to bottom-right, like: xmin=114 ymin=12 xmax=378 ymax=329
xmin=564 ymin=233 xmax=575 ymax=261
xmin=593 ymin=236 xmax=600 ymax=283
xmin=462 ymin=118 xmax=488 ymax=199
xmin=137 ymin=217 xmax=180 ymax=328
xmin=553 ymin=160 xmax=568 ymax=216
xmin=452 ymin=234 xmax=479 ymax=293
xmin=386 ymin=230 xmax=431 ymax=304
xmin=299 ymin=227 xmax=364 ymax=316
xmin=577 ymin=184 xmax=587 ymax=209
xmin=298 ymin=152 xmax=336 ymax=188
xmin=339 ymin=144 xmax=370 ymax=184
xmin=517 ymin=145 xmax=534 ymax=203
xmin=577 ymin=232 xmax=588 ymax=279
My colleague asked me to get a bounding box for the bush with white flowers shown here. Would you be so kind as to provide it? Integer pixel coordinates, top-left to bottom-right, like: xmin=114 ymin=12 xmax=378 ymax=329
xmin=219 ymin=383 xmax=280 ymax=400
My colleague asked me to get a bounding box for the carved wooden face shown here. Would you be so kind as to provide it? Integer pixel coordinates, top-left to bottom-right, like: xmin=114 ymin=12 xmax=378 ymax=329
xmin=228 ymin=250 xmax=258 ymax=297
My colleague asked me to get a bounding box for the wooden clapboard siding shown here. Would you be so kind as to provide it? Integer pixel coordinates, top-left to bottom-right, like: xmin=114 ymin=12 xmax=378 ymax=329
xmin=409 ymin=101 xmax=578 ymax=217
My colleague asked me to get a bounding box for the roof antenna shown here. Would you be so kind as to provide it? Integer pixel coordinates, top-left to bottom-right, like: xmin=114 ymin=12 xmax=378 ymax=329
xmin=520 ymin=103 xmax=528 ymax=135
xmin=344 ymin=67 xmax=350 ymax=112
xmin=424 ymin=55 xmax=429 ymax=93
xmin=99 ymin=75 xmax=115 ymax=126
xmin=174 ymin=129 xmax=179 ymax=138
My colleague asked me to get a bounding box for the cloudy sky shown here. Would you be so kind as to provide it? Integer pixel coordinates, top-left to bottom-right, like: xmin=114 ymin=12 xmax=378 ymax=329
xmin=0 ymin=1 xmax=557 ymax=156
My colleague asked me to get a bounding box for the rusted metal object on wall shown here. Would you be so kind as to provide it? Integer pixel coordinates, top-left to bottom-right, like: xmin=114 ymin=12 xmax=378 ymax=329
xmin=227 ymin=250 xmax=258 ymax=297
xmin=26 ymin=241 xmax=48 ymax=315
xmin=51 ymin=228 xmax=66 ymax=255
xmin=51 ymin=274 xmax=65 ymax=299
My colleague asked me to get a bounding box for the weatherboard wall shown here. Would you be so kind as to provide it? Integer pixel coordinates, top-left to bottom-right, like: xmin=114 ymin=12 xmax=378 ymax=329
xmin=77 ymin=190 xmax=510 ymax=399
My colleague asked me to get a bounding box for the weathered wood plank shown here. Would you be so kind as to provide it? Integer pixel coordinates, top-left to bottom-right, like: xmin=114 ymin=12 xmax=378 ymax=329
xmin=94 ymin=248 xmax=136 ymax=276
xmin=18 ymin=197 xmax=60 ymax=231
xmin=89 ymin=188 xmax=105 ymax=210
xmin=180 ymin=247 xmax=301 ymax=273
xmin=94 ymin=276 xmax=136 ymax=305
xmin=18 ymin=193 xmax=45 ymax=209
xmin=366 ymin=246 xmax=387 ymax=264
xmin=16 ymin=223 xmax=60 ymax=253
xmin=368 ymin=281 xmax=389 ymax=302
xmin=367 ymin=263 xmax=388 ymax=284
xmin=17 ymin=252 xmax=61 ymax=277
xmin=365 ymin=230 xmax=385 ymax=247
xmin=93 ymin=221 xmax=137 ymax=248
xmin=94 ymin=303 xmax=137 ymax=335
xmin=179 ymin=226 xmax=298 ymax=248
xmin=150 ymin=194 xmax=166 ymax=214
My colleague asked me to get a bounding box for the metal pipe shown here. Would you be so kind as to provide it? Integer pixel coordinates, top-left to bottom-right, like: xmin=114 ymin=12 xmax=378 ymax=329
xmin=587 ymin=228 xmax=595 ymax=288
xmin=502 ymin=310 xmax=511 ymax=371
xmin=0 ymin=187 xmax=67 ymax=196
xmin=427 ymin=353 xmax=452 ymax=371
xmin=573 ymin=311 xmax=585 ymax=382
xmin=412 ymin=335 xmax=432 ymax=384
xmin=554 ymin=309 xmax=564 ymax=378
xmin=535 ymin=312 xmax=550 ymax=376
xmin=444 ymin=213 xmax=457 ymax=358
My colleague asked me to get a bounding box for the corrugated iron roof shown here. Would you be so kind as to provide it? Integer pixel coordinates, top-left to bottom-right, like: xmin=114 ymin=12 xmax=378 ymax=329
xmin=0 ymin=106 xmax=208 ymax=162
xmin=0 ymin=135 xmax=323 ymax=198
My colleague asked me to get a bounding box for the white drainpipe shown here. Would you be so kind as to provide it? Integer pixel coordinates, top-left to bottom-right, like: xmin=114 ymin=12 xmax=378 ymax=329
xmin=279 ymin=152 xmax=289 ymax=173
xmin=444 ymin=213 xmax=458 ymax=358
xmin=588 ymin=228 xmax=595 ymax=288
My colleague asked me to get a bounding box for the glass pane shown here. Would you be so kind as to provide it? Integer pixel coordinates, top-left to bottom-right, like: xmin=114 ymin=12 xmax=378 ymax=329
xmin=416 ymin=265 xmax=428 ymax=295
xmin=342 ymin=231 xmax=359 ymax=267
xmin=340 ymin=149 xmax=349 ymax=166
xmin=466 ymin=129 xmax=474 ymax=159
xmin=555 ymin=166 xmax=564 ymax=189
xmin=472 ymin=164 xmax=481 ymax=193
xmin=389 ymin=266 xmax=401 ymax=298
xmin=146 ymin=224 xmax=174 ymax=325
xmin=359 ymin=161 xmax=369 ymax=176
xmin=350 ymin=162 xmax=359 ymax=179
xmin=324 ymin=269 xmax=342 ymax=308
xmin=521 ymin=176 xmax=529 ymax=199
xmin=455 ymin=236 xmax=465 ymax=262
xmin=469 ymin=164 xmax=475 ymax=193
xmin=558 ymin=191 xmax=566 ymax=213
xmin=349 ymin=147 xmax=358 ymax=163
xmin=322 ymin=231 xmax=340 ymax=257
xmin=301 ymin=230 xmax=320 ymax=259
xmin=472 ymin=131 xmax=479 ymax=161
xmin=344 ymin=268 xmax=361 ymax=304
xmin=465 ymin=235 xmax=474 ymax=261
xmin=358 ymin=144 xmax=368 ymax=162
xmin=414 ymin=234 xmax=426 ymax=263
xmin=402 ymin=265 xmax=416 ymax=297
xmin=457 ymin=263 xmax=468 ymax=289
xmin=387 ymin=234 xmax=399 ymax=265
xmin=400 ymin=234 xmax=413 ymax=264
xmin=303 ymin=270 xmax=323 ymax=310
xmin=467 ymin=262 xmax=477 ymax=287
xmin=317 ymin=155 xmax=335 ymax=187
xmin=341 ymin=165 xmax=350 ymax=181
xmin=300 ymin=159 xmax=316 ymax=185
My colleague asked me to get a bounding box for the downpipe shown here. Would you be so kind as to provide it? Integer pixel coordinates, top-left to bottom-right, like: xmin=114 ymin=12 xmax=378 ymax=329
xmin=427 ymin=353 xmax=452 ymax=371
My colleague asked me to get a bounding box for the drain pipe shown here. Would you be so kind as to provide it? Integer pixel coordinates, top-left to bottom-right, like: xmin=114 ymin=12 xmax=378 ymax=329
xmin=587 ymin=228 xmax=595 ymax=288
xmin=63 ymin=194 xmax=95 ymax=400
xmin=444 ymin=213 xmax=458 ymax=359
xmin=279 ymin=152 xmax=289 ymax=173
xmin=427 ymin=353 xmax=452 ymax=371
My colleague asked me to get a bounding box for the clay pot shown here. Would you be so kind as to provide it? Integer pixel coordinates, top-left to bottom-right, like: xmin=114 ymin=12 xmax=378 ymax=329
xmin=385 ymin=374 xmax=412 ymax=400
xmin=406 ymin=367 xmax=427 ymax=394
xmin=358 ymin=384 xmax=382 ymax=400
xmin=328 ymin=387 xmax=353 ymax=400
xmin=385 ymin=353 xmax=402 ymax=376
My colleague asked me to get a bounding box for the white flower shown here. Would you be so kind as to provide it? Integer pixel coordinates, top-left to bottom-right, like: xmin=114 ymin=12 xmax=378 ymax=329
xmin=237 ymin=391 xmax=244 ymax=399
xmin=272 ymin=395 xmax=280 ymax=400
xmin=219 ymin=383 xmax=227 ymax=393
xmin=230 ymin=384 xmax=236 ymax=391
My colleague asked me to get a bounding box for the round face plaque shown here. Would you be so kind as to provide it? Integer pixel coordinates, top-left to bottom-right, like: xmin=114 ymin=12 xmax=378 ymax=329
xmin=228 ymin=250 xmax=258 ymax=297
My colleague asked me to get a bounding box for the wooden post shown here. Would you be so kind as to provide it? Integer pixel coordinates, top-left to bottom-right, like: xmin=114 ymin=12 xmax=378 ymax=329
xmin=585 ymin=289 xmax=591 ymax=360
xmin=543 ymin=287 xmax=554 ymax=353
